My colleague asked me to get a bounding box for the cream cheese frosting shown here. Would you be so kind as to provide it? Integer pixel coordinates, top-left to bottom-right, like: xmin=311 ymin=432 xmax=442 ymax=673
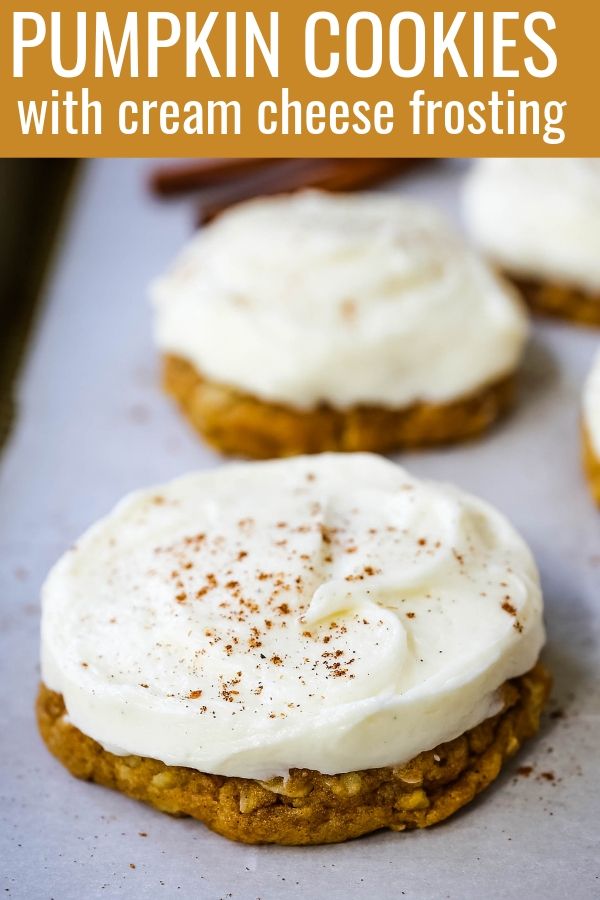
xmin=152 ymin=190 xmax=528 ymax=411
xmin=41 ymin=454 xmax=545 ymax=780
xmin=583 ymin=350 xmax=600 ymax=457
xmin=464 ymin=158 xmax=600 ymax=295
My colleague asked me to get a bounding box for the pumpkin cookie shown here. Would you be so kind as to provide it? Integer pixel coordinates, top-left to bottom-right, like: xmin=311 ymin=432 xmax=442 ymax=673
xmin=464 ymin=159 xmax=600 ymax=326
xmin=39 ymin=454 xmax=548 ymax=844
xmin=583 ymin=350 xmax=600 ymax=503
xmin=152 ymin=190 xmax=527 ymax=457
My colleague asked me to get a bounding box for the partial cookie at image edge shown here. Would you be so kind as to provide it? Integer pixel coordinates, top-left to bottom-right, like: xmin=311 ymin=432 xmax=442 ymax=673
xmin=515 ymin=279 xmax=600 ymax=328
xmin=582 ymin=424 xmax=600 ymax=504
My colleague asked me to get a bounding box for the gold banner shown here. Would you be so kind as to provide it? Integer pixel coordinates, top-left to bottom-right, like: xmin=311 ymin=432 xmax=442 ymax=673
xmin=0 ymin=0 xmax=597 ymax=157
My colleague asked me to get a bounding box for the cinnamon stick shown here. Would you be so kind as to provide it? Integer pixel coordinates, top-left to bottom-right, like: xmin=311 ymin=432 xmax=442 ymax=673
xmin=198 ymin=158 xmax=417 ymax=224
xmin=150 ymin=158 xmax=281 ymax=196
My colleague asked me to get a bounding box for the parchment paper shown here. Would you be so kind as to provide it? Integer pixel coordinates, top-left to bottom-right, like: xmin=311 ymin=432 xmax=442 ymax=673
xmin=1 ymin=159 xmax=598 ymax=899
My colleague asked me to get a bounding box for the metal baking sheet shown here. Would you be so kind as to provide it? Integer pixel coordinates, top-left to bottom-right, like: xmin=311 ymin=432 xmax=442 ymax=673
xmin=1 ymin=159 xmax=599 ymax=899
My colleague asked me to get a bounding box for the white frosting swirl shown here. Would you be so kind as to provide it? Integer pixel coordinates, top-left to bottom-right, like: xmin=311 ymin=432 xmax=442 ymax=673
xmin=584 ymin=350 xmax=600 ymax=457
xmin=41 ymin=454 xmax=545 ymax=779
xmin=464 ymin=159 xmax=600 ymax=295
xmin=152 ymin=191 xmax=527 ymax=410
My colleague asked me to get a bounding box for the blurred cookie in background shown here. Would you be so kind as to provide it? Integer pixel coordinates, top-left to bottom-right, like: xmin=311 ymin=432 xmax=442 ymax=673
xmin=152 ymin=190 xmax=528 ymax=458
xmin=464 ymin=158 xmax=600 ymax=327
xmin=583 ymin=349 xmax=600 ymax=504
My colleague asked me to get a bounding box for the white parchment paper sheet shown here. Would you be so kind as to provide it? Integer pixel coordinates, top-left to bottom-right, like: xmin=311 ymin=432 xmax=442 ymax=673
xmin=1 ymin=159 xmax=598 ymax=899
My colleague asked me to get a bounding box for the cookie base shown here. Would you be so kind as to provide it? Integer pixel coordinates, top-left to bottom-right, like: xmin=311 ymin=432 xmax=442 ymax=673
xmin=583 ymin=423 xmax=600 ymax=504
xmin=162 ymin=355 xmax=515 ymax=459
xmin=514 ymin=278 xmax=600 ymax=327
xmin=37 ymin=664 xmax=550 ymax=846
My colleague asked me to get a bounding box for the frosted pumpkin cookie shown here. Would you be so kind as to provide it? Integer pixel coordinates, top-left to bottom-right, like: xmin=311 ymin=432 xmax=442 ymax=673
xmin=38 ymin=453 xmax=549 ymax=845
xmin=583 ymin=350 xmax=600 ymax=503
xmin=464 ymin=159 xmax=600 ymax=326
xmin=152 ymin=190 xmax=528 ymax=458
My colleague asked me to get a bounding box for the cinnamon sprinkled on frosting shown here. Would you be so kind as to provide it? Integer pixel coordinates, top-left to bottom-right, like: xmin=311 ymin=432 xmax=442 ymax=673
xmin=41 ymin=454 xmax=544 ymax=779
